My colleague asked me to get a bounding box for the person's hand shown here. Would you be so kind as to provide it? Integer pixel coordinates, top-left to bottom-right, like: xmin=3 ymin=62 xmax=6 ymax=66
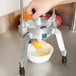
xmin=26 ymin=0 xmax=75 ymax=19
xmin=26 ymin=0 xmax=55 ymax=19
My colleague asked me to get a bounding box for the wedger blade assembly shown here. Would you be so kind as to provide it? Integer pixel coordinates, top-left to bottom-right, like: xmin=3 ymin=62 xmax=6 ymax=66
xmin=19 ymin=0 xmax=67 ymax=76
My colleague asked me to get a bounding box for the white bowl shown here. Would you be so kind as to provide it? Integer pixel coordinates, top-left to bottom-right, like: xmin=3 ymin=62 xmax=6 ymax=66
xmin=27 ymin=43 xmax=54 ymax=63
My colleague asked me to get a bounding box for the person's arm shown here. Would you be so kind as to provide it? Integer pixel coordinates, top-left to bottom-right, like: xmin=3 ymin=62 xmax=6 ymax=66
xmin=59 ymin=0 xmax=76 ymax=4
xmin=26 ymin=0 xmax=76 ymax=19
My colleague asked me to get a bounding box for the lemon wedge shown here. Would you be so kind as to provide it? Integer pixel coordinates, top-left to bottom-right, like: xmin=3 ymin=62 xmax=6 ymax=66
xmin=33 ymin=39 xmax=46 ymax=49
xmin=38 ymin=50 xmax=50 ymax=56
xmin=23 ymin=13 xmax=32 ymax=20
xmin=33 ymin=40 xmax=50 ymax=56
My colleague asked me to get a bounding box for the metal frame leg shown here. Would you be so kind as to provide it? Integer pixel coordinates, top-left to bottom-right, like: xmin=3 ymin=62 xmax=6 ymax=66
xmin=52 ymin=28 xmax=67 ymax=63
xmin=54 ymin=29 xmax=67 ymax=56
xmin=19 ymin=33 xmax=31 ymax=76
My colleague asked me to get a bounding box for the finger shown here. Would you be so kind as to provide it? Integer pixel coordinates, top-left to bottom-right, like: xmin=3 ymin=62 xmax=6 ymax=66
xmin=26 ymin=7 xmax=33 ymax=15
xmin=26 ymin=4 xmax=33 ymax=15
xmin=42 ymin=14 xmax=46 ymax=16
xmin=32 ymin=11 xmax=42 ymax=19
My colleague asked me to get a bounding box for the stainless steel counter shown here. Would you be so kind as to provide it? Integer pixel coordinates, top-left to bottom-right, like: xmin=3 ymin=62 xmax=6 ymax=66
xmin=0 ymin=26 xmax=76 ymax=76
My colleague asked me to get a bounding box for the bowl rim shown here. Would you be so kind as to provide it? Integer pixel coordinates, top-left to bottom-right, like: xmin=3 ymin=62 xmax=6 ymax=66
xmin=27 ymin=43 xmax=54 ymax=58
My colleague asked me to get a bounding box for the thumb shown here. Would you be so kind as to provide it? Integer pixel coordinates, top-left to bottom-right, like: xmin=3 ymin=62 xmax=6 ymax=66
xmin=26 ymin=4 xmax=33 ymax=15
xmin=32 ymin=11 xmax=41 ymax=19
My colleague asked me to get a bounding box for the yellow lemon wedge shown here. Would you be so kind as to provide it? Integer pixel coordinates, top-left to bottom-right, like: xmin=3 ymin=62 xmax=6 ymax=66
xmin=38 ymin=50 xmax=50 ymax=56
xmin=33 ymin=40 xmax=50 ymax=56
xmin=33 ymin=39 xmax=46 ymax=49
xmin=23 ymin=13 xmax=32 ymax=20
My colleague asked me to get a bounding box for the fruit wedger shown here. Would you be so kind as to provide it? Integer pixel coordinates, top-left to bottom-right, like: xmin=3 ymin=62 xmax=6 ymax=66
xmin=18 ymin=0 xmax=67 ymax=76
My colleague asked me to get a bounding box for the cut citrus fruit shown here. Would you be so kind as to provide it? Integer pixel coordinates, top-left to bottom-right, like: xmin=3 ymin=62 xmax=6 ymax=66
xmin=38 ymin=50 xmax=50 ymax=56
xmin=33 ymin=40 xmax=46 ymax=49
xmin=23 ymin=13 xmax=32 ymax=20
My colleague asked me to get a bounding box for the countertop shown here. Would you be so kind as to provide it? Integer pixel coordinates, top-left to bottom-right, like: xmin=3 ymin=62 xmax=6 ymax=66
xmin=0 ymin=26 xmax=76 ymax=76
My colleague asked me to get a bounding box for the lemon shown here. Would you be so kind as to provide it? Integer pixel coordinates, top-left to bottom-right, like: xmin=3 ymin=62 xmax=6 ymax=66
xmin=38 ymin=50 xmax=50 ymax=56
xmin=23 ymin=13 xmax=32 ymax=20
xmin=33 ymin=40 xmax=46 ymax=49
